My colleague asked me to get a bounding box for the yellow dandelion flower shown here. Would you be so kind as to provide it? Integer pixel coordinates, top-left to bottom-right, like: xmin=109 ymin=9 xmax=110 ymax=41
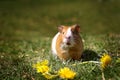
xmin=36 ymin=65 xmax=50 ymax=73
xmin=40 ymin=60 xmax=49 ymax=66
xmin=32 ymin=60 xmax=49 ymax=73
xmin=32 ymin=60 xmax=49 ymax=68
xmin=58 ymin=67 xmax=76 ymax=79
xmin=32 ymin=62 xmax=41 ymax=69
xmin=100 ymin=54 xmax=112 ymax=69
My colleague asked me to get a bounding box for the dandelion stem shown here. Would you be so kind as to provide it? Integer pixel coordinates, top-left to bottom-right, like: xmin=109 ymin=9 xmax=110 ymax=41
xmin=102 ymin=71 xmax=105 ymax=80
xmin=79 ymin=61 xmax=100 ymax=65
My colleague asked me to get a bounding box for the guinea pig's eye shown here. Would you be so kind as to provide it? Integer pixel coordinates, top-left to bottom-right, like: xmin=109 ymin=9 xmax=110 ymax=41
xmin=72 ymin=30 xmax=76 ymax=34
xmin=62 ymin=32 xmax=64 ymax=34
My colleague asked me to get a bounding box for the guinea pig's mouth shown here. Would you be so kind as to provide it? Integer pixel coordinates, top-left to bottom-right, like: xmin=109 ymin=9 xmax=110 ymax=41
xmin=66 ymin=42 xmax=71 ymax=45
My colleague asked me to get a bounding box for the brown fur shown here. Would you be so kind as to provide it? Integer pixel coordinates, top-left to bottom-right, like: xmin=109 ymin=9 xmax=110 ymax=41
xmin=55 ymin=25 xmax=83 ymax=61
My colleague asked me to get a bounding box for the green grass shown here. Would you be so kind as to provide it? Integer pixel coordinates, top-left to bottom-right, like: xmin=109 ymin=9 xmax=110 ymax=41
xmin=0 ymin=0 xmax=120 ymax=80
xmin=0 ymin=35 xmax=120 ymax=80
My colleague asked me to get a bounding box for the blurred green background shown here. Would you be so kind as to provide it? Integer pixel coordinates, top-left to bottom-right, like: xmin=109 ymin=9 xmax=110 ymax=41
xmin=0 ymin=0 xmax=120 ymax=79
xmin=0 ymin=0 xmax=120 ymax=39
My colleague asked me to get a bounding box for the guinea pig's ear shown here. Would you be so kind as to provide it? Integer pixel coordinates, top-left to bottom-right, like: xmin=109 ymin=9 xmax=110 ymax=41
xmin=73 ymin=24 xmax=80 ymax=32
xmin=58 ymin=25 xmax=63 ymax=33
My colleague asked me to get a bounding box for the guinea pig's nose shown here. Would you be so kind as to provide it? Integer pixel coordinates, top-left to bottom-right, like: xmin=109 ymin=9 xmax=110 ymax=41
xmin=66 ymin=36 xmax=71 ymax=39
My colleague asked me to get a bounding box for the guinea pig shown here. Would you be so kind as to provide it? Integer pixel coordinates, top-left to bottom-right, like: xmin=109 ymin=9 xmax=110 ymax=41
xmin=51 ymin=24 xmax=83 ymax=61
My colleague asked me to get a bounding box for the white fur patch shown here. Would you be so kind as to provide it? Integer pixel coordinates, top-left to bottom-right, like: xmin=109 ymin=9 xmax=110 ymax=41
xmin=51 ymin=32 xmax=60 ymax=55
xmin=64 ymin=28 xmax=71 ymax=42
xmin=66 ymin=28 xmax=72 ymax=37
xmin=63 ymin=28 xmax=75 ymax=46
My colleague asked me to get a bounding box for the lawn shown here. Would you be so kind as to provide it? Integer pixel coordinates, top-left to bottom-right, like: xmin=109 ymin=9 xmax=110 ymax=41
xmin=0 ymin=0 xmax=120 ymax=80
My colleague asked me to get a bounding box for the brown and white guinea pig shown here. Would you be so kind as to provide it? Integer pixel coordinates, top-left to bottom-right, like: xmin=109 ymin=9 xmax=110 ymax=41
xmin=51 ymin=24 xmax=83 ymax=61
